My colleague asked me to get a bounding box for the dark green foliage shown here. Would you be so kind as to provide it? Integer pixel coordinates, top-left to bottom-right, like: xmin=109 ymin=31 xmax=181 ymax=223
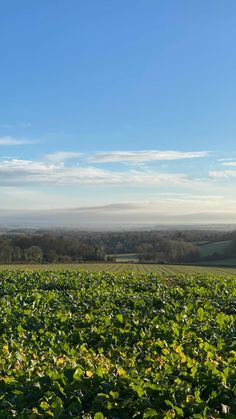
xmin=0 ymin=270 xmax=235 ymax=418
xmin=1 ymin=229 xmax=235 ymax=264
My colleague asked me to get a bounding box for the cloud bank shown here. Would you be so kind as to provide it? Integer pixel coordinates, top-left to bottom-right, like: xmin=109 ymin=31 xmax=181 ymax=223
xmin=0 ymin=158 xmax=191 ymax=187
xmin=0 ymin=147 xmax=235 ymax=226
xmin=1 ymin=200 xmax=236 ymax=228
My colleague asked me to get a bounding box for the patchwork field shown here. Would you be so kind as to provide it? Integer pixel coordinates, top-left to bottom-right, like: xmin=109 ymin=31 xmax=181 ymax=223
xmin=0 ymin=269 xmax=235 ymax=417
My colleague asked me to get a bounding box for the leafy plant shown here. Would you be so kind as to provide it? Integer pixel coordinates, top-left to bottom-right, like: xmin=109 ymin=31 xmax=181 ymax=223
xmin=0 ymin=270 xmax=235 ymax=418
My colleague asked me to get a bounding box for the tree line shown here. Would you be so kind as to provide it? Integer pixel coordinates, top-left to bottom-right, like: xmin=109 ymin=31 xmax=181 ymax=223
xmin=0 ymin=229 xmax=235 ymax=264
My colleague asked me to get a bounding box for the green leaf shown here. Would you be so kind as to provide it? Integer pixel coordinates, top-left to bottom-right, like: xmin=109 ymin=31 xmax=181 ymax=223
xmin=130 ymin=383 xmax=145 ymax=398
xmin=109 ymin=391 xmax=119 ymax=399
xmin=51 ymin=397 xmax=63 ymax=415
xmin=186 ymin=395 xmax=195 ymax=404
xmin=94 ymin=413 xmax=105 ymax=419
xmin=40 ymin=401 xmax=50 ymax=411
xmin=73 ymin=366 xmax=84 ymax=380
xmin=116 ymin=313 xmax=123 ymax=323
xmin=95 ymin=366 xmax=106 ymax=377
xmin=4 ymin=376 xmax=15 ymax=384
xmin=197 ymin=307 xmax=205 ymax=320
xmin=143 ymin=408 xmax=158 ymax=418
xmin=12 ymin=390 xmax=24 ymax=395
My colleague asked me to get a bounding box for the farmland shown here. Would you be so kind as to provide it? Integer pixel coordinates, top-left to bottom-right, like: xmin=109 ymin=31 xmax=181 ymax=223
xmin=199 ymin=241 xmax=232 ymax=258
xmin=1 ymin=262 xmax=236 ymax=275
xmin=0 ymin=269 xmax=235 ymax=418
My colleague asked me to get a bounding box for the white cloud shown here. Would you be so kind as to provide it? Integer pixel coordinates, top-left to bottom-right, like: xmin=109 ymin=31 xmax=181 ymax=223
xmin=1 ymin=155 xmax=235 ymax=196
xmin=1 ymin=150 xmax=236 ymax=216
xmin=221 ymin=161 xmax=236 ymax=167
xmin=87 ymin=150 xmax=210 ymax=164
xmin=0 ymin=136 xmax=36 ymax=146
xmin=0 ymin=158 xmax=197 ymax=187
xmin=209 ymin=170 xmax=236 ymax=179
xmin=0 ymin=149 xmax=234 ymax=197
xmin=45 ymin=151 xmax=83 ymax=162
xmin=0 ymin=154 xmax=236 ymax=222
xmin=44 ymin=149 xmax=209 ymax=164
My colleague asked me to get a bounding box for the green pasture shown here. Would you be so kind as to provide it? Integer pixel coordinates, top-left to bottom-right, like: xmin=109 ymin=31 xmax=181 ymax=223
xmin=199 ymin=240 xmax=232 ymax=257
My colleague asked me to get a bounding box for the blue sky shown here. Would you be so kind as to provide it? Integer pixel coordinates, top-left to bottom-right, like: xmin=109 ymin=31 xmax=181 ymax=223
xmin=0 ymin=1 xmax=236 ymax=223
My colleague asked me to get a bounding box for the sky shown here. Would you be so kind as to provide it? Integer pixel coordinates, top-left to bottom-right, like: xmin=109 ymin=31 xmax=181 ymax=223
xmin=0 ymin=1 xmax=236 ymax=226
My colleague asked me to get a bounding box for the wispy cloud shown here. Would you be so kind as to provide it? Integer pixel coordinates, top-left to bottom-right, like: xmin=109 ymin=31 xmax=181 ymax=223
xmin=221 ymin=161 xmax=236 ymax=167
xmin=45 ymin=151 xmax=83 ymax=162
xmin=43 ymin=149 xmax=209 ymax=164
xmin=209 ymin=169 xmax=236 ymax=179
xmin=0 ymin=150 xmax=231 ymax=195
xmin=0 ymin=136 xmax=36 ymax=146
xmin=0 ymin=122 xmax=32 ymax=129
xmin=0 ymin=152 xmax=236 ymax=220
xmin=87 ymin=150 xmax=210 ymax=164
xmin=20 ymin=122 xmax=32 ymax=128
xmin=0 ymin=158 xmax=198 ymax=187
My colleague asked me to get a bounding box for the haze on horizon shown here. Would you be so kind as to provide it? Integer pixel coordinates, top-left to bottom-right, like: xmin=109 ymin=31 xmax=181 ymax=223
xmin=1 ymin=1 xmax=236 ymax=227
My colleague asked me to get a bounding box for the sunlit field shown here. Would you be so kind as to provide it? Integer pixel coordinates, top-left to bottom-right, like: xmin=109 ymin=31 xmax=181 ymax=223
xmin=1 ymin=262 xmax=236 ymax=275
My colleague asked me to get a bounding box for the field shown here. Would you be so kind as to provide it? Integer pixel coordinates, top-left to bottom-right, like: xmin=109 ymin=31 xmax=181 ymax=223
xmin=0 ymin=269 xmax=235 ymax=418
xmin=195 ymin=259 xmax=236 ymax=267
xmin=199 ymin=241 xmax=232 ymax=258
xmin=1 ymin=262 xmax=236 ymax=275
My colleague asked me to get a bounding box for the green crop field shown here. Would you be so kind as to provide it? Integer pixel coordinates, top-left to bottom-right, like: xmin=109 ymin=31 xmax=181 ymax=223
xmin=0 ymin=269 xmax=235 ymax=418
xmin=1 ymin=262 xmax=236 ymax=275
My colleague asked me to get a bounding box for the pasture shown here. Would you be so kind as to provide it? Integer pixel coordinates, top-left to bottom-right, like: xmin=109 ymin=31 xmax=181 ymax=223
xmin=199 ymin=240 xmax=232 ymax=258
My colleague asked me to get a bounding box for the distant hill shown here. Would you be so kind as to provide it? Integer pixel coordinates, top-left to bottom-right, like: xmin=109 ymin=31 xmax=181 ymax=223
xmin=0 ymin=206 xmax=236 ymax=231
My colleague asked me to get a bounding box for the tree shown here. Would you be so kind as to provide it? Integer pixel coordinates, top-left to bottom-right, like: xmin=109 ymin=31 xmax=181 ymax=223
xmin=24 ymin=246 xmax=43 ymax=263
xmin=0 ymin=240 xmax=12 ymax=263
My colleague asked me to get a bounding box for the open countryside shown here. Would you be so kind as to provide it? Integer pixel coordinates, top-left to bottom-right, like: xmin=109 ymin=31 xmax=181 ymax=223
xmin=1 ymin=2 xmax=236 ymax=418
